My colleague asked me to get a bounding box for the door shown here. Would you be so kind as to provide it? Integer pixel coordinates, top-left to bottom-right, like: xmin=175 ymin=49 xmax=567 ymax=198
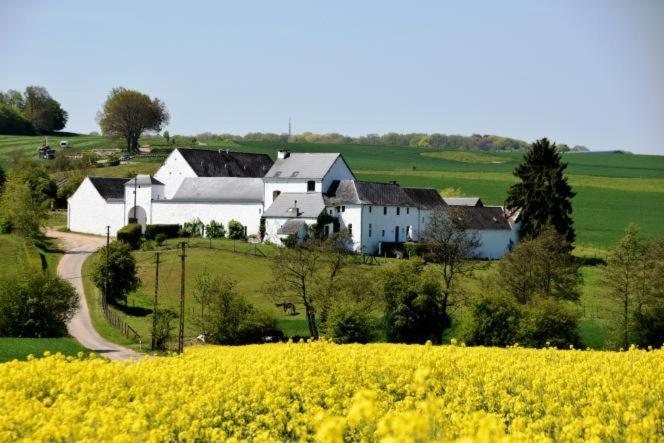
xmin=395 ymin=226 xmax=399 ymax=242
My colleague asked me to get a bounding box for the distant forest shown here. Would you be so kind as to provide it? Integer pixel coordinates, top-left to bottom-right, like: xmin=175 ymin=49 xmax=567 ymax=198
xmin=185 ymin=131 xmax=590 ymax=152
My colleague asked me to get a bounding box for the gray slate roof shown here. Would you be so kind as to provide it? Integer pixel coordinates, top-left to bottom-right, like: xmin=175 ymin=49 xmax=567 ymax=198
xmin=277 ymin=219 xmax=306 ymax=235
xmin=88 ymin=177 xmax=128 ymax=200
xmin=264 ymin=193 xmax=325 ymax=219
xmin=451 ymin=206 xmax=511 ymax=230
xmin=443 ymin=197 xmax=483 ymax=207
xmin=177 ymin=148 xmax=273 ymax=177
xmin=324 ymin=180 xmax=446 ymax=208
xmin=171 ymin=177 xmax=264 ymax=202
xmin=124 ymin=175 xmax=163 ymax=186
xmin=265 ymin=153 xmax=341 ymax=179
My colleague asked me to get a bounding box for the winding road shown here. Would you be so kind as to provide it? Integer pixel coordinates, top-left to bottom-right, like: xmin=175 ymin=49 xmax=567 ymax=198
xmin=48 ymin=230 xmax=141 ymax=361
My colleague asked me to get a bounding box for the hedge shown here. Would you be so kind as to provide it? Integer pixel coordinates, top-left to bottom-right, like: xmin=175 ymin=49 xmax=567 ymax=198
xmin=117 ymin=224 xmax=142 ymax=249
xmin=144 ymin=224 xmax=181 ymax=240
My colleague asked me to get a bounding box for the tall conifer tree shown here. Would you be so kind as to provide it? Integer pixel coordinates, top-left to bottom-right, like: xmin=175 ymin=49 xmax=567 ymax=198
xmin=506 ymin=138 xmax=576 ymax=243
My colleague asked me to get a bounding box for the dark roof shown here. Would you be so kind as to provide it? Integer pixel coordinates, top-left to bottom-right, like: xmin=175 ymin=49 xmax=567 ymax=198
xmin=443 ymin=197 xmax=483 ymax=207
xmin=451 ymin=206 xmax=511 ymax=230
xmin=89 ymin=177 xmax=128 ymax=200
xmin=402 ymin=188 xmax=447 ymax=209
xmin=324 ymin=180 xmax=445 ymax=208
xmin=177 ymin=148 xmax=273 ymax=177
xmin=277 ymin=219 xmax=306 ymax=235
xmin=124 ymin=175 xmax=164 ymax=186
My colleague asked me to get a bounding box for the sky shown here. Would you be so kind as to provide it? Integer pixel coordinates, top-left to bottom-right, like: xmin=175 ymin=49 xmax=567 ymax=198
xmin=1 ymin=0 xmax=662 ymax=154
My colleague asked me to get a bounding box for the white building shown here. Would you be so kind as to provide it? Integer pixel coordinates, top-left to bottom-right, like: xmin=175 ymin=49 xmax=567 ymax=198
xmin=68 ymin=147 xmax=520 ymax=258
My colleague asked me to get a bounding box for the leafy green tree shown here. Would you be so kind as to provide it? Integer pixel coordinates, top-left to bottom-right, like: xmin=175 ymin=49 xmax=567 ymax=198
xmin=601 ymin=226 xmax=664 ymax=348
xmin=506 ymin=138 xmax=576 ymax=243
xmin=200 ymin=275 xmax=278 ymax=344
xmin=163 ymin=130 xmax=170 ymax=143
xmin=23 ymin=86 xmax=68 ymax=133
xmin=324 ymin=303 xmax=375 ymax=344
xmin=205 ymin=220 xmax=225 ymax=238
xmin=382 ymin=259 xmax=447 ymax=344
xmin=0 ymin=104 xmax=34 ymax=135
xmin=0 ymin=172 xmax=49 ymax=237
xmin=97 ymin=87 xmax=169 ymax=153
xmin=518 ymin=297 xmax=581 ymax=348
xmin=91 ymin=241 xmax=140 ymax=306
xmin=461 ymin=293 xmax=521 ymax=347
xmin=227 ymin=220 xmax=245 ymax=239
xmin=496 ymin=225 xmax=582 ymax=304
xmin=152 ymin=308 xmax=176 ymax=351
xmin=0 ymin=272 xmax=78 ymax=337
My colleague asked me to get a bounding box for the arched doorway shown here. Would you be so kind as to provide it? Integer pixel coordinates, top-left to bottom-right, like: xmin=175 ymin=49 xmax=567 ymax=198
xmin=128 ymin=206 xmax=147 ymax=230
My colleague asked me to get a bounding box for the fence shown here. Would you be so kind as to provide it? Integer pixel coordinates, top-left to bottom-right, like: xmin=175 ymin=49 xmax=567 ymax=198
xmin=102 ymin=303 xmax=142 ymax=344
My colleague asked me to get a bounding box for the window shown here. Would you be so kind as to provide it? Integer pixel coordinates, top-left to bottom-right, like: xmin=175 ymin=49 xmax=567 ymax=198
xmin=273 ymin=190 xmax=281 ymax=200
xmin=406 ymin=208 xmax=410 ymax=214
xmin=307 ymin=180 xmax=315 ymax=191
xmin=422 ymin=217 xmax=425 ymax=223
xmin=369 ymin=206 xmax=372 ymax=213
xmin=336 ymin=206 xmax=341 ymax=212
xmin=396 ymin=207 xmax=400 ymax=215
xmin=383 ymin=207 xmax=387 ymax=215
xmin=348 ymin=224 xmax=353 ymax=236
xmin=381 ymin=229 xmax=385 ymax=238
xmin=258 ymin=208 xmax=262 ymax=214
xmin=369 ymin=224 xmax=372 ymax=237
xmin=341 ymin=206 xmax=345 ymax=212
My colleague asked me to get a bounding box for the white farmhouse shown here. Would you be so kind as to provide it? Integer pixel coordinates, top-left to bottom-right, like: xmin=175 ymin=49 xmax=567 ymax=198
xmin=68 ymin=147 xmax=520 ymax=258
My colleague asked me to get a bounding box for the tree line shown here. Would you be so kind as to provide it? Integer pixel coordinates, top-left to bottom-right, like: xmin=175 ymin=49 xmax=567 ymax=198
xmin=0 ymin=86 xmax=68 ymax=134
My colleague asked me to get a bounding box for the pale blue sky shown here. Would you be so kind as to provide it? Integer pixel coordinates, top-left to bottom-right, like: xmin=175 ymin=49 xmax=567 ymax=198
xmin=1 ymin=0 xmax=662 ymax=153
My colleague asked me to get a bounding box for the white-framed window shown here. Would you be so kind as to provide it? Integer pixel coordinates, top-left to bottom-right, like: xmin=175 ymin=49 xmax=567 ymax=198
xmin=396 ymin=207 xmax=400 ymax=216
xmin=369 ymin=224 xmax=372 ymax=237
xmin=369 ymin=206 xmax=372 ymax=213
xmin=381 ymin=229 xmax=385 ymax=238
xmin=406 ymin=207 xmax=410 ymax=214
xmin=383 ymin=207 xmax=387 ymax=215
xmin=348 ymin=223 xmax=353 ymax=236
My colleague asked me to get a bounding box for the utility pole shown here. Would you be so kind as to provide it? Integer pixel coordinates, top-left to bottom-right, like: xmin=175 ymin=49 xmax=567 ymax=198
xmin=178 ymin=242 xmax=186 ymax=354
xmin=151 ymin=252 xmax=160 ymax=350
xmin=104 ymin=225 xmax=110 ymax=310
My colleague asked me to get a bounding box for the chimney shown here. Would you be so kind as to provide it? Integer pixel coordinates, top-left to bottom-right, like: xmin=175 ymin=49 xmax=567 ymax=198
xmin=277 ymin=149 xmax=290 ymax=159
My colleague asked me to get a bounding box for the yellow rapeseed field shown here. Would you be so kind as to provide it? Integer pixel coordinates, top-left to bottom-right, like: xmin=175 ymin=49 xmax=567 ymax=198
xmin=0 ymin=341 xmax=662 ymax=442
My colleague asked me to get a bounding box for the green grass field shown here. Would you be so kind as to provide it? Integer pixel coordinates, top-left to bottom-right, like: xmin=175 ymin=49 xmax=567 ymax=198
xmin=2 ymin=133 xmax=660 ymax=248
xmin=0 ymin=337 xmax=87 ymax=362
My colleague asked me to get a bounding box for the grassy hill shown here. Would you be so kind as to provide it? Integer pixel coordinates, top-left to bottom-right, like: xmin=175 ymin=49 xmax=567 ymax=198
xmin=2 ymin=133 xmax=661 ymax=248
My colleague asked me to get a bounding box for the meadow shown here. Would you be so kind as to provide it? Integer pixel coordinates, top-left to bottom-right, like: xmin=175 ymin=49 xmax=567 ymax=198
xmin=2 ymin=133 xmax=661 ymax=248
xmin=0 ymin=342 xmax=661 ymax=441
xmin=0 ymin=338 xmax=86 ymax=363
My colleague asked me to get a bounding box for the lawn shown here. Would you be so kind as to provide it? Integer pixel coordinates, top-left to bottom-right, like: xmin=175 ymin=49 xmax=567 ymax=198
xmin=0 ymin=337 xmax=87 ymax=362
xmin=0 ymin=233 xmax=62 ymax=276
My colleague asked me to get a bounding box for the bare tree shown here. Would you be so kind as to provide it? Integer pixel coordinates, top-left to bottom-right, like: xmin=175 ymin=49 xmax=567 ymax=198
xmin=266 ymin=240 xmax=323 ymax=338
xmin=419 ymin=207 xmax=481 ymax=329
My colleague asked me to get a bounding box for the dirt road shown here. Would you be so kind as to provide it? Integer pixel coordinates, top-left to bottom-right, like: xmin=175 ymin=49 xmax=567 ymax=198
xmin=48 ymin=230 xmax=141 ymax=361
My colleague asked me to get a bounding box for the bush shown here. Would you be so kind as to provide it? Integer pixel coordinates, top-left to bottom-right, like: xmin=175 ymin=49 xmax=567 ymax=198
xmin=0 ymin=218 xmax=12 ymax=234
xmin=183 ymin=218 xmax=204 ymax=238
xmin=227 ymin=220 xmax=245 ymax=240
xmin=462 ymin=294 xmax=521 ymax=347
xmin=91 ymin=241 xmax=140 ymax=306
xmin=0 ymin=272 xmax=78 ymax=337
xmin=144 ymin=224 xmax=181 ymax=240
xmin=152 ymin=308 xmax=177 ymax=351
xmin=282 ymin=233 xmax=298 ymax=248
xmin=519 ymin=297 xmax=581 ymax=348
xmin=205 ymin=220 xmax=225 ymax=238
xmin=633 ymin=305 xmax=664 ymax=348
xmin=155 ymin=233 xmax=167 ymax=246
xmin=117 ymin=224 xmax=142 ymax=249
xmin=325 ymin=304 xmax=375 ymax=344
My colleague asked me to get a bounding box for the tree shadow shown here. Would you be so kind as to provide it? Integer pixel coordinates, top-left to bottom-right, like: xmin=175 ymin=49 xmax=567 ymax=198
xmin=112 ymin=304 xmax=153 ymax=317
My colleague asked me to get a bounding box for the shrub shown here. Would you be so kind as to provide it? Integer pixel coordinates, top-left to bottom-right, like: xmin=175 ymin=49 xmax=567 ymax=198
xmin=632 ymin=305 xmax=664 ymax=348
xmin=259 ymin=217 xmax=266 ymax=240
xmin=155 ymin=233 xmax=167 ymax=246
xmin=0 ymin=272 xmax=78 ymax=337
xmin=152 ymin=308 xmax=177 ymax=351
xmin=227 ymin=220 xmax=245 ymax=240
xmin=183 ymin=218 xmax=204 ymax=238
xmin=325 ymin=304 xmax=375 ymax=344
xmin=0 ymin=217 xmax=12 ymax=234
xmin=205 ymin=220 xmax=225 ymax=238
xmin=117 ymin=224 xmax=142 ymax=249
xmin=282 ymin=233 xmax=298 ymax=248
xmin=144 ymin=224 xmax=180 ymax=240
xmin=91 ymin=241 xmax=140 ymax=306
xmin=519 ymin=297 xmax=581 ymax=348
xmin=462 ymin=294 xmax=521 ymax=347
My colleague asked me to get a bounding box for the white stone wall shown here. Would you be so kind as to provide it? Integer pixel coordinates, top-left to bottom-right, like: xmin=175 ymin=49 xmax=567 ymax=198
xmin=151 ymin=201 xmax=264 ymax=236
xmin=321 ymin=157 xmax=355 ymax=191
xmin=472 ymin=225 xmax=521 ymax=259
xmin=356 ymin=204 xmax=420 ymax=254
xmin=263 ymin=180 xmax=321 ymax=208
xmin=153 ymin=149 xmax=198 ymax=198
xmin=264 ymin=217 xmax=317 ymax=245
xmin=67 ymin=178 xmax=125 ymax=236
